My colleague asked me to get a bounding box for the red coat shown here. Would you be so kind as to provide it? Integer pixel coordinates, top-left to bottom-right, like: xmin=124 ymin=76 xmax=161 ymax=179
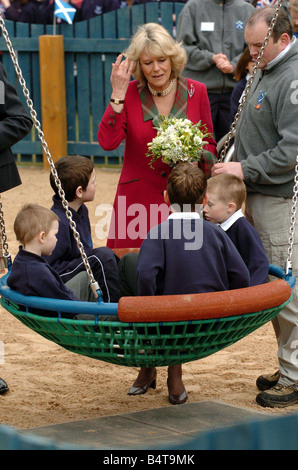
xmin=97 ymin=77 xmax=217 ymax=248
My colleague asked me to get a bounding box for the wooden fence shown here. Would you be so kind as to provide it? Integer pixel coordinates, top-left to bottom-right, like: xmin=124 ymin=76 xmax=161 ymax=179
xmin=0 ymin=2 xmax=185 ymax=167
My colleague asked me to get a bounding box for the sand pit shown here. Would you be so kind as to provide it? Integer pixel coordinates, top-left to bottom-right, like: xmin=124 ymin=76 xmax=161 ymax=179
xmin=0 ymin=166 xmax=297 ymax=431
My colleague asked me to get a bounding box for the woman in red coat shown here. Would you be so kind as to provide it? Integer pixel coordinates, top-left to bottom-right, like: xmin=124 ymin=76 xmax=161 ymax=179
xmin=97 ymin=23 xmax=217 ymax=249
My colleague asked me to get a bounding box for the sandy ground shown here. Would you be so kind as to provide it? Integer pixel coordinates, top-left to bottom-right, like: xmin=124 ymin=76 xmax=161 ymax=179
xmin=0 ymin=166 xmax=297 ymax=431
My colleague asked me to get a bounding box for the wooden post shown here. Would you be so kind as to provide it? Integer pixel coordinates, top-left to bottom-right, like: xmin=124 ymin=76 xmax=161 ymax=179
xmin=39 ymin=35 xmax=67 ymax=168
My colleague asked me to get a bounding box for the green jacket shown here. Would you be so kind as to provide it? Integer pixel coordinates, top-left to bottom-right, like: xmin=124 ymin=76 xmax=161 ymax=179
xmin=176 ymin=0 xmax=255 ymax=93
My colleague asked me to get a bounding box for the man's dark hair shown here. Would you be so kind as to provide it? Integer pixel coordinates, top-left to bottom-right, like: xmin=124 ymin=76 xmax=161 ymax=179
xmin=246 ymin=6 xmax=293 ymax=42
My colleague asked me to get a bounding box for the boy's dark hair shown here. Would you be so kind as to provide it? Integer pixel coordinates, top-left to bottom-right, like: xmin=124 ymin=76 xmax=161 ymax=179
xmin=50 ymin=156 xmax=94 ymax=202
xmin=167 ymin=163 xmax=207 ymax=211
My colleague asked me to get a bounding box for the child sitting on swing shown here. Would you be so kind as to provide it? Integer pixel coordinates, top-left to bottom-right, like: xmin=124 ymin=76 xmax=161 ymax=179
xmin=120 ymin=163 xmax=250 ymax=405
xmin=203 ymin=173 xmax=269 ymax=286
xmin=7 ymin=204 xmax=94 ymax=316
xmin=45 ymin=155 xmax=120 ymax=303
xmin=7 ymin=204 xmax=118 ymax=320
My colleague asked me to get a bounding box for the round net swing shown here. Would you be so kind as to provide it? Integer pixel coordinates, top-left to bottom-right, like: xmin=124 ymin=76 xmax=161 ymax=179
xmin=0 ymin=0 xmax=296 ymax=368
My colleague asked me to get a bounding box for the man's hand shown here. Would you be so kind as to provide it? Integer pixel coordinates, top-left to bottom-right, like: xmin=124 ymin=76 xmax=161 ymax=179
xmin=212 ymin=53 xmax=228 ymax=65
xmin=211 ymin=162 xmax=244 ymax=179
xmin=212 ymin=54 xmax=234 ymax=74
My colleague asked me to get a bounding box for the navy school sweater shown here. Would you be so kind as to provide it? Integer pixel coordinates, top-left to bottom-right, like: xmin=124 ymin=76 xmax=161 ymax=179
xmin=137 ymin=214 xmax=250 ymax=296
xmin=7 ymin=248 xmax=80 ymax=317
xmin=44 ymin=196 xmax=120 ymax=303
xmin=220 ymin=211 xmax=269 ymax=286
xmin=7 ymin=248 xmax=80 ymax=301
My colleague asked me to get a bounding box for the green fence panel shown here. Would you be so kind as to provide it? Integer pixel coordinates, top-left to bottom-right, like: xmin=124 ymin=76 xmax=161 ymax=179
xmin=0 ymin=3 xmax=180 ymax=166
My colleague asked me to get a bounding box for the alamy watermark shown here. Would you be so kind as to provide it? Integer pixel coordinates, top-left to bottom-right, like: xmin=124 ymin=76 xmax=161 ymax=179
xmin=95 ymin=198 xmax=204 ymax=250
xmin=290 ymin=80 xmax=298 ymax=104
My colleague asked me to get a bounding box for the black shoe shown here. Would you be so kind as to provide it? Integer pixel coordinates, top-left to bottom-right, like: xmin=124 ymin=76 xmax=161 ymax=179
xmin=167 ymin=378 xmax=188 ymax=405
xmin=256 ymin=383 xmax=298 ymax=408
xmin=0 ymin=377 xmax=8 ymax=395
xmin=168 ymin=388 xmax=188 ymax=405
xmin=128 ymin=369 xmax=157 ymax=395
xmin=256 ymin=370 xmax=280 ymax=391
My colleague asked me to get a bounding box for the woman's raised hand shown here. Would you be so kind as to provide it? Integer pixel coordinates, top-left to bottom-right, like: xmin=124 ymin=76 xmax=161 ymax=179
xmin=110 ymin=54 xmax=134 ymax=100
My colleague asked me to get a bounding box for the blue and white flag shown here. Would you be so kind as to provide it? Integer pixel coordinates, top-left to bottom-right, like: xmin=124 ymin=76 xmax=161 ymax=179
xmin=54 ymin=0 xmax=76 ymax=24
xmin=256 ymin=0 xmax=278 ymax=7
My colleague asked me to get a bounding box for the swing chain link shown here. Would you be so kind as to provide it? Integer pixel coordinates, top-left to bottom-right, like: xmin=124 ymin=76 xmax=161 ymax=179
xmin=0 ymin=16 xmax=100 ymax=297
xmin=286 ymin=154 xmax=298 ymax=274
xmin=219 ymin=0 xmax=284 ymax=163
xmin=219 ymin=0 xmax=298 ymax=275
xmin=0 ymin=196 xmax=11 ymax=268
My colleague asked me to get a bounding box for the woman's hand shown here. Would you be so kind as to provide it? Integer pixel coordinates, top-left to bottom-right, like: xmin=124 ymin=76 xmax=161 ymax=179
xmin=110 ymin=54 xmax=134 ymax=101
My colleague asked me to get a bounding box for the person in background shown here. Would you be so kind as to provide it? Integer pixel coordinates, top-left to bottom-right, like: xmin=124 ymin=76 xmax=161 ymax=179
xmin=230 ymin=46 xmax=254 ymax=122
xmin=288 ymin=0 xmax=298 ymax=37
xmin=0 ymin=61 xmax=32 ymax=395
xmin=80 ymin=0 xmax=120 ymax=21
xmin=176 ymin=0 xmax=255 ymax=141
xmin=127 ymin=0 xmax=188 ymax=4
xmin=2 ymin=0 xmax=81 ymax=24
xmin=1 ymin=0 xmax=27 ymax=21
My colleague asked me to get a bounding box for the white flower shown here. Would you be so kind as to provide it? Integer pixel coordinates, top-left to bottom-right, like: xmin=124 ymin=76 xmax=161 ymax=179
xmin=146 ymin=116 xmax=211 ymax=169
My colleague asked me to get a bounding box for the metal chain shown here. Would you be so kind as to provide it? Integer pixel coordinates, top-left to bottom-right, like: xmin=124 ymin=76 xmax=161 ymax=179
xmin=0 ymin=196 xmax=11 ymax=268
xmin=0 ymin=16 xmax=100 ymax=297
xmin=286 ymin=154 xmax=298 ymax=274
xmin=219 ymin=0 xmax=298 ymax=274
xmin=219 ymin=0 xmax=285 ymax=163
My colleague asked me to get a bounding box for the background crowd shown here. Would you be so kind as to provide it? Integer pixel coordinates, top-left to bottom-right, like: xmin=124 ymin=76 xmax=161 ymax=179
xmin=0 ymin=1 xmax=289 ymax=25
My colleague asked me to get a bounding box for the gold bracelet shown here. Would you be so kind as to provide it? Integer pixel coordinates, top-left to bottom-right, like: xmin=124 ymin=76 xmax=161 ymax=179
xmin=110 ymin=98 xmax=125 ymax=105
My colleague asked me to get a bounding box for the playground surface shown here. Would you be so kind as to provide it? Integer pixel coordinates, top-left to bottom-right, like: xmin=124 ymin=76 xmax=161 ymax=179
xmin=0 ymin=167 xmax=297 ymax=442
xmin=23 ymin=400 xmax=269 ymax=449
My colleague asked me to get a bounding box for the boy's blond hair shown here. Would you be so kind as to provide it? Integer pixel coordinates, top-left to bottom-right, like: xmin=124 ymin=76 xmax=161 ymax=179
xmin=207 ymin=174 xmax=246 ymax=210
xmin=14 ymin=204 xmax=59 ymax=245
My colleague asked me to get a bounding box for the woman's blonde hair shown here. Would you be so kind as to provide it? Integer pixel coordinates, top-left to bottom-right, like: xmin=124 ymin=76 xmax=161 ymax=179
xmin=123 ymin=23 xmax=187 ymax=86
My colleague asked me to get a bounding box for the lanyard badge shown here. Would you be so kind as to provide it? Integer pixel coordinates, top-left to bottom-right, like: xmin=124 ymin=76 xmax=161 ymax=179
xmin=256 ymin=90 xmax=266 ymax=109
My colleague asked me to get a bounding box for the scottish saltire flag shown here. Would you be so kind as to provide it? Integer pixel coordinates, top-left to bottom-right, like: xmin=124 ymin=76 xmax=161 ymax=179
xmin=54 ymin=0 xmax=76 ymax=24
xmin=256 ymin=0 xmax=278 ymax=7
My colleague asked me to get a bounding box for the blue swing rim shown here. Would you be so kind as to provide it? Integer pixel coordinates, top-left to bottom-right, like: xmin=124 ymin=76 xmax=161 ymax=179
xmin=0 ymin=264 xmax=295 ymax=323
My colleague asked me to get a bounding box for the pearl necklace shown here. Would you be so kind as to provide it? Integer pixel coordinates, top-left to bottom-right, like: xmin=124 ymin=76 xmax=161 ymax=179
xmin=148 ymin=79 xmax=175 ymax=97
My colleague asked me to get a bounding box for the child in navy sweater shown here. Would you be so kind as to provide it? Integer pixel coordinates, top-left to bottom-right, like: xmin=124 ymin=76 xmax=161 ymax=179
xmin=45 ymin=156 xmax=120 ymax=303
xmin=203 ymin=173 xmax=269 ymax=286
xmin=7 ymin=204 xmax=91 ymax=316
xmin=126 ymin=164 xmax=250 ymax=405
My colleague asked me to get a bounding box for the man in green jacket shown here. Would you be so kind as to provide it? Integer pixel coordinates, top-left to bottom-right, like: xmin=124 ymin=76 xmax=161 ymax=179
xmin=212 ymin=6 xmax=298 ymax=408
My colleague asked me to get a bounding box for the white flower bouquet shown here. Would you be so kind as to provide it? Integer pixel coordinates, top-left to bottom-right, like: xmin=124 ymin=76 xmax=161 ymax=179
xmin=146 ymin=116 xmax=211 ymax=169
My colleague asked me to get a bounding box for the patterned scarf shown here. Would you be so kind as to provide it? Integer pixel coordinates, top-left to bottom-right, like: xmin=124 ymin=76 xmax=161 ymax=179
xmin=139 ymin=76 xmax=188 ymax=126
